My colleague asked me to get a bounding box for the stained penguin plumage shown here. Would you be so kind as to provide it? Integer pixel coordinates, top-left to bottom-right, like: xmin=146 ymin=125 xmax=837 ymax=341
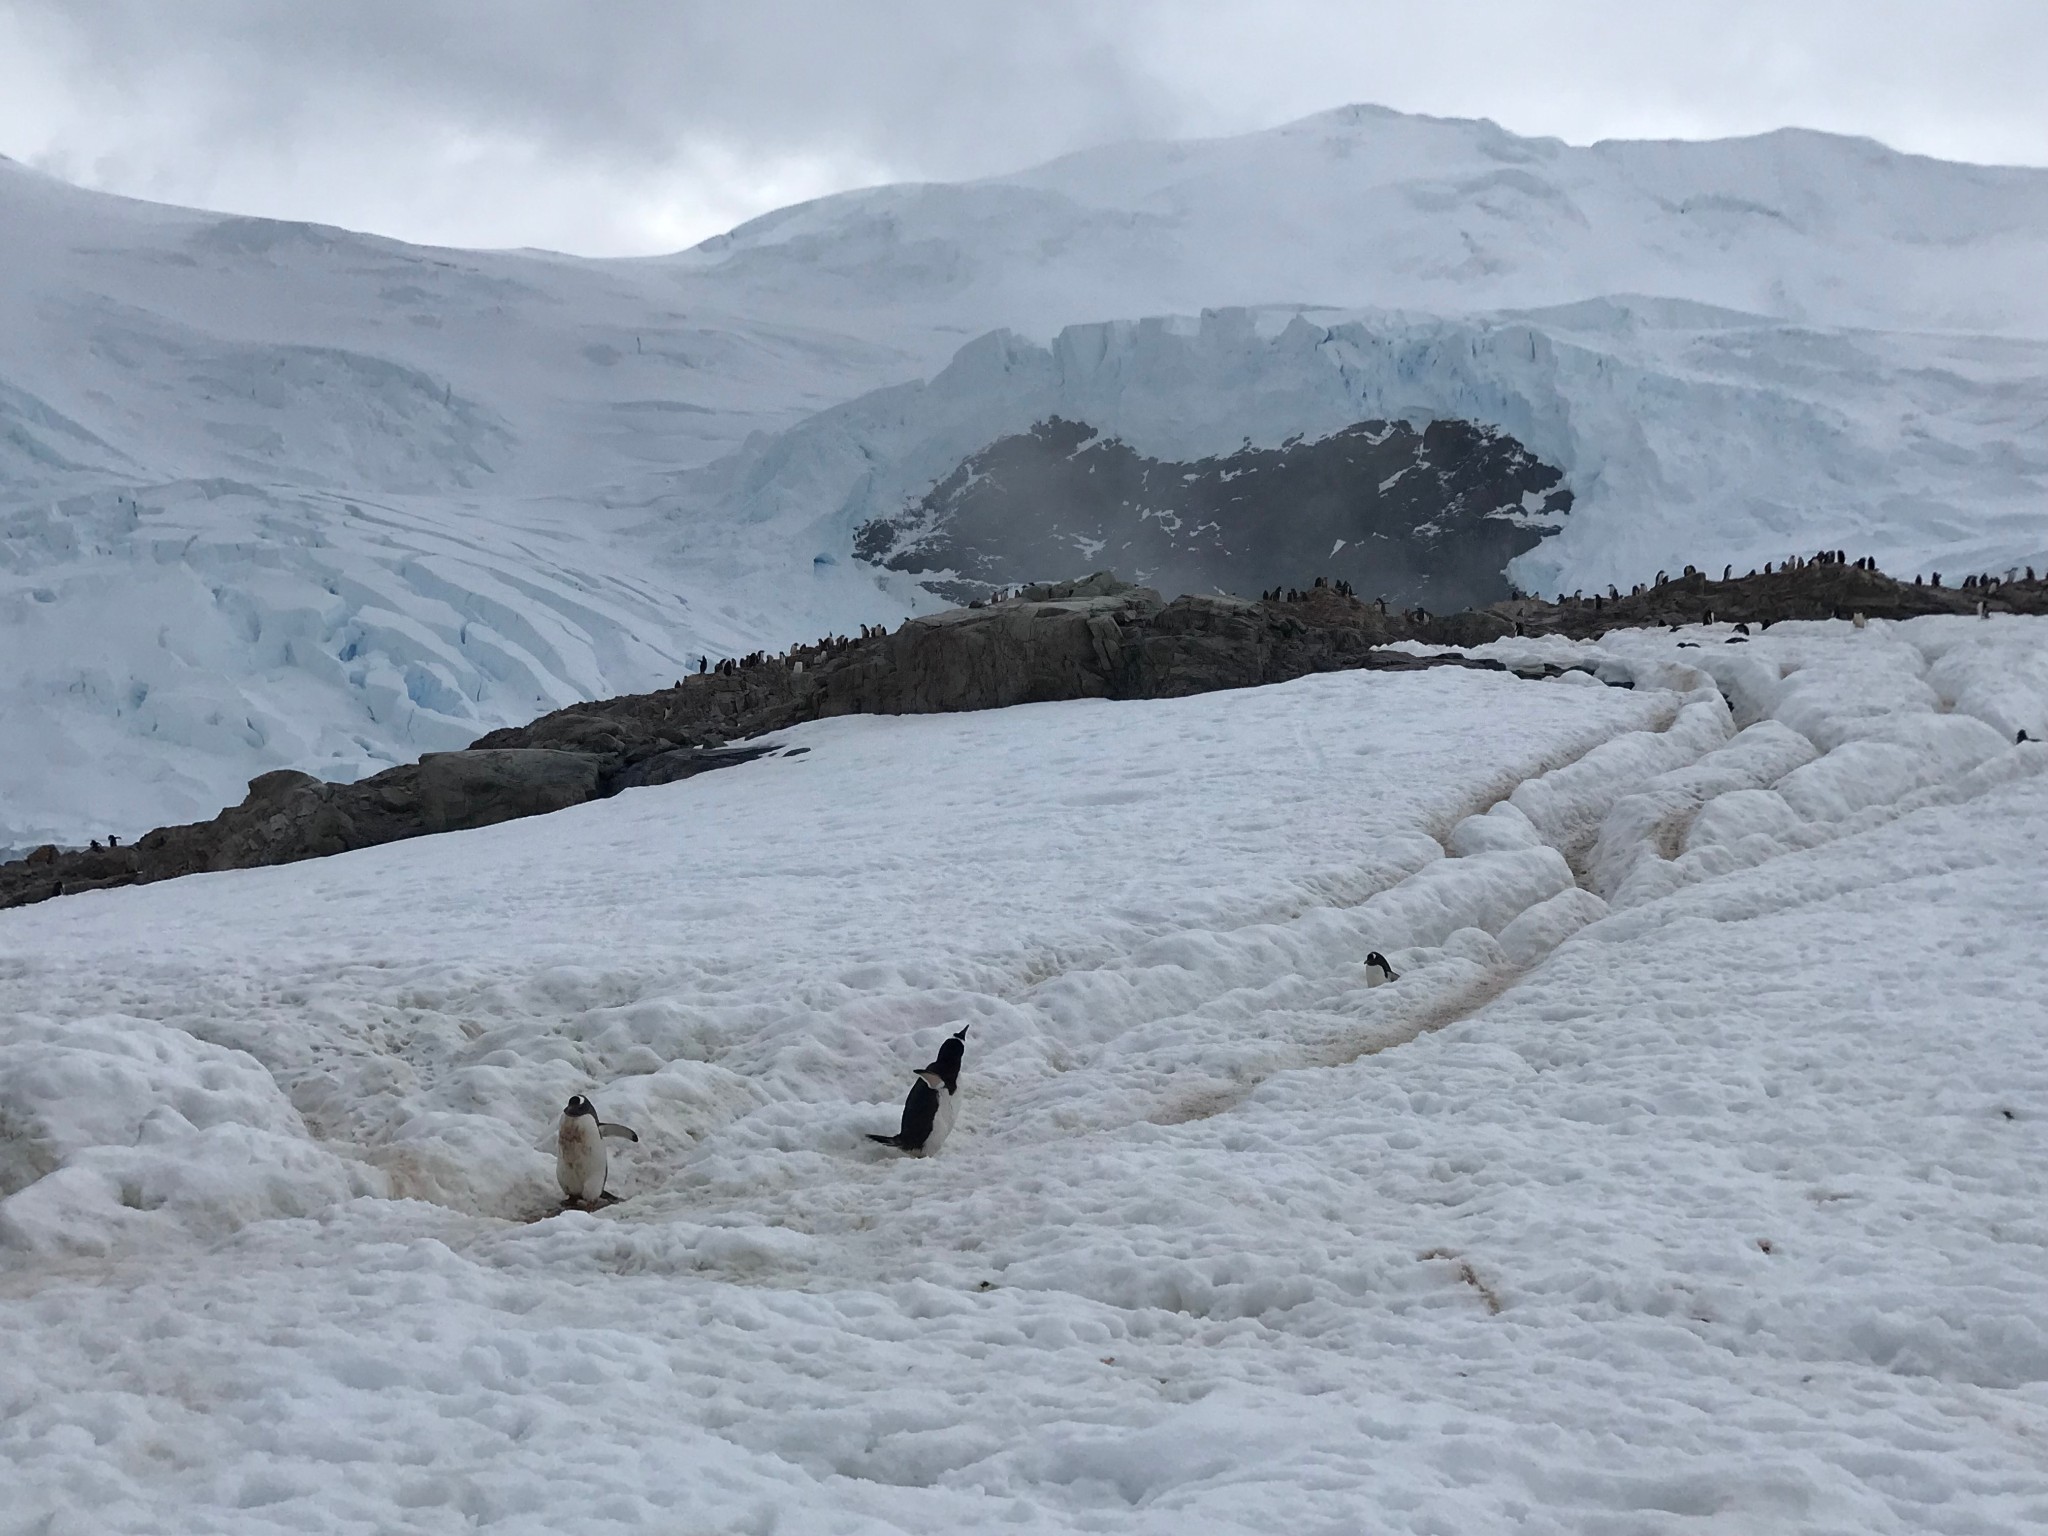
xmin=556 ymin=1094 xmax=639 ymax=1207
xmin=1364 ymin=951 xmax=1400 ymax=987
xmin=870 ymin=1025 xmax=969 ymax=1156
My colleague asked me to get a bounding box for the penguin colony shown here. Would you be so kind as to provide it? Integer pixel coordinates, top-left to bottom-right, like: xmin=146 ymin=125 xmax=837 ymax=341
xmin=554 ymin=958 xmax=1405 ymax=1210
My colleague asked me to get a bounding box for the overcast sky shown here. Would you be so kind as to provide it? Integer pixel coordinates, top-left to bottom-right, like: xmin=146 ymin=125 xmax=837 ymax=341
xmin=2 ymin=0 xmax=2042 ymax=257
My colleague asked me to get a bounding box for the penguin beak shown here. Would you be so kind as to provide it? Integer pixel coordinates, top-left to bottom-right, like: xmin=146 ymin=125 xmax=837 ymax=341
xmin=951 ymin=1025 xmax=970 ymax=1041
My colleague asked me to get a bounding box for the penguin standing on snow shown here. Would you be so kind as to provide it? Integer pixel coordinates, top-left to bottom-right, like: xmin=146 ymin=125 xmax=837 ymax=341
xmin=869 ymin=1026 xmax=969 ymax=1157
xmin=1364 ymin=951 xmax=1400 ymax=987
xmin=556 ymin=1095 xmax=639 ymax=1208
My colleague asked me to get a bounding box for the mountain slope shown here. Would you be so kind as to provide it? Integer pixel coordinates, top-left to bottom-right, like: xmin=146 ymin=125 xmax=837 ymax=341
xmin=5 ymin=106 xmax=2048 ymax=845
xmin=699 ymin=106 xmax=2048 ymax=338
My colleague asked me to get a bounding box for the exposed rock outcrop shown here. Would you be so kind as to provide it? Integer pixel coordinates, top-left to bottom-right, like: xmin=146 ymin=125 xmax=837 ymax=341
xmin=853 ymin=416 xmax=1570 ymax=610
xmin=6 ymin=561 xmax=2042 ymax=911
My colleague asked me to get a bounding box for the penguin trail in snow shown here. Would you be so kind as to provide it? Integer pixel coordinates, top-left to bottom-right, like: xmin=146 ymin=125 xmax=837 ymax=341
xmin=556 ymin=1094 xmax=640 ymax=1208
xmin=870 ymin=1025 xmax=969 ymax=1157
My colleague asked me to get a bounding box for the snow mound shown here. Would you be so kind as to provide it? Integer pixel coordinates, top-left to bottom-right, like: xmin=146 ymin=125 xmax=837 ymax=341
xmin=0 ymin=1013 xmax=376 ymax=1255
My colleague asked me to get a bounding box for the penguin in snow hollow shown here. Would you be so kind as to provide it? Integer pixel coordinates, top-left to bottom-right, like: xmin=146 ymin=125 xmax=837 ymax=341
xmin=870 ymin=1025 xmax=968 ymax=1156
xmin=1364 ymin=951 xmax=1400 ymax=987
xmin=557 ymin=1095 xmax=639 ymax=1207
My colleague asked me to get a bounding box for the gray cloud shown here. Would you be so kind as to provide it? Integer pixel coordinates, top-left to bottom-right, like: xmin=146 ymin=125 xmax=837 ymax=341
xmin=2 ymin=0 xmax=2043 ymax=255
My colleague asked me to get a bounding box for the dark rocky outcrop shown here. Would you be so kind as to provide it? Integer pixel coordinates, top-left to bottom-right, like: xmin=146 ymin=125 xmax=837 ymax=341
xmin=1492 ymin=560 xmax=2047 ymax=637
xmin=853 ymin=416 xmax=1570 ymax=610
xmin=416 ymin=750 xmax=603 ymax=835
xmin=5 ymin=561 xmax=2042 ymax=911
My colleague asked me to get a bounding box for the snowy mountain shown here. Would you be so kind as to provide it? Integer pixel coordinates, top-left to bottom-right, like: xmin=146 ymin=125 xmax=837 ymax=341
xmin=5 ymin=105 xmax=2048 ymax=845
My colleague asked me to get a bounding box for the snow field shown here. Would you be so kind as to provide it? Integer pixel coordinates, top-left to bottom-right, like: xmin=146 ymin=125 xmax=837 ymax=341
xmin=3 ymin=619 xmax=2047 ymax=1532
xmin=0 ymin=666 xmax=1667 ymax=1246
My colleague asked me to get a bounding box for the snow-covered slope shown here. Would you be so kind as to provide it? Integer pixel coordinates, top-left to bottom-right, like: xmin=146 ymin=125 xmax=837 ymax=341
xmin=4 ymin=619 xmax=2046 ymax=1531
xmin=693 ymin=105 xmax=2048 ymax=340
xmin=6 ymin=105 xmax=2048 ymax=844
xmin=0 ymin=156 xmax=933 ymax=850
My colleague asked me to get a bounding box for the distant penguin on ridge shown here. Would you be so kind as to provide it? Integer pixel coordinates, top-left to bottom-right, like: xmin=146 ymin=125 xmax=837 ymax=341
xmin=556 ymin=1094 xmax=639 ymax=1208
xmin=1364 ymin=951 xmax=1400 ymax=987
xmin=870 ymin=1026 xmax=969 ymax=1157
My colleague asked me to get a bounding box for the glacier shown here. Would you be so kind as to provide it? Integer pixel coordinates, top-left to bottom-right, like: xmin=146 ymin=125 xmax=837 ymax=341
xmin=4 ymin=103 xmax=2048 ymax=845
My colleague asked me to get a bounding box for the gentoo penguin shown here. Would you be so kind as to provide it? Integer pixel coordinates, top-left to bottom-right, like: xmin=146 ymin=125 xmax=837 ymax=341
xmin=556 ymin=1095 xmax=639 ymax=1208
xmin=869 ymin=1026 xmax=969 ymax=1156
xmin=1364 ymin=951 xmax=1400 ymax=987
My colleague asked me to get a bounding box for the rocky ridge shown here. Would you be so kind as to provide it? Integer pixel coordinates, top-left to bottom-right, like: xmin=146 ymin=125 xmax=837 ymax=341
xmin=5 ymin=562 xmax=2040 ymax=911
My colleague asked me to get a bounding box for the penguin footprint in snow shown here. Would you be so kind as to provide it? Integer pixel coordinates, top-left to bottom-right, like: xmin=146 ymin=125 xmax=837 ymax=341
xmin=556 ymin=1094 xmax=639 ymax=1208
xmin=1364 ymin=951 xmax=1400 ymax=987
xmin=870 ymin=1025 xmax=968 ymax=1157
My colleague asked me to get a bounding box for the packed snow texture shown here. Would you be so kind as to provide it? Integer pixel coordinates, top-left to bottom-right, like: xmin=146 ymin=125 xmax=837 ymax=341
xmin=6 ymin=104 xmax=2048 ymax=844
xmin=3 ymin=616 xmax=2046 ymax=1533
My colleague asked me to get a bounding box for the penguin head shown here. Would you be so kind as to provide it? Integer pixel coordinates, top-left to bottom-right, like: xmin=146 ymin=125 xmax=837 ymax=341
xmin=923 ymin=1026 xmax=968 ymax=1089
xmin=563 ymin=1095 xmax=597 ymax=1119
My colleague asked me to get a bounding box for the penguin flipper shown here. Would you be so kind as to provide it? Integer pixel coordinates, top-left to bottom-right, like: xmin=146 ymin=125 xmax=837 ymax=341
xmin=599 ymin=1122 xmax=639 ymax=1142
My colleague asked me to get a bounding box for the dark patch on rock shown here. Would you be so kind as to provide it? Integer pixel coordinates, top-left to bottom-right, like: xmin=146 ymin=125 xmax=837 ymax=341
xmin=853 ymin=416 xmax=1569 ymax=610
xmin=607 ymin=744 xmax=783 ymax=791
xmin=415 ymin=749 xmax=603 ymax=834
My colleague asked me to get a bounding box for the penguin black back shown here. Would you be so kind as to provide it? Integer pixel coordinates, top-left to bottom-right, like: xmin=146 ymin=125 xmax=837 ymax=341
xmin=870 ymin=1025 xmax=969 ymax=1154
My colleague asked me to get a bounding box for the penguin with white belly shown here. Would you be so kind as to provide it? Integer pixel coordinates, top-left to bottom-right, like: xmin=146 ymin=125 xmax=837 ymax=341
xmin=1364 ymin=951 xmax=1400 ymax=987
xmin=556 ymin=1095 xmax=640 ymax=1208
xmin=869 ymin=1025 xmax=969 ymax=1157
